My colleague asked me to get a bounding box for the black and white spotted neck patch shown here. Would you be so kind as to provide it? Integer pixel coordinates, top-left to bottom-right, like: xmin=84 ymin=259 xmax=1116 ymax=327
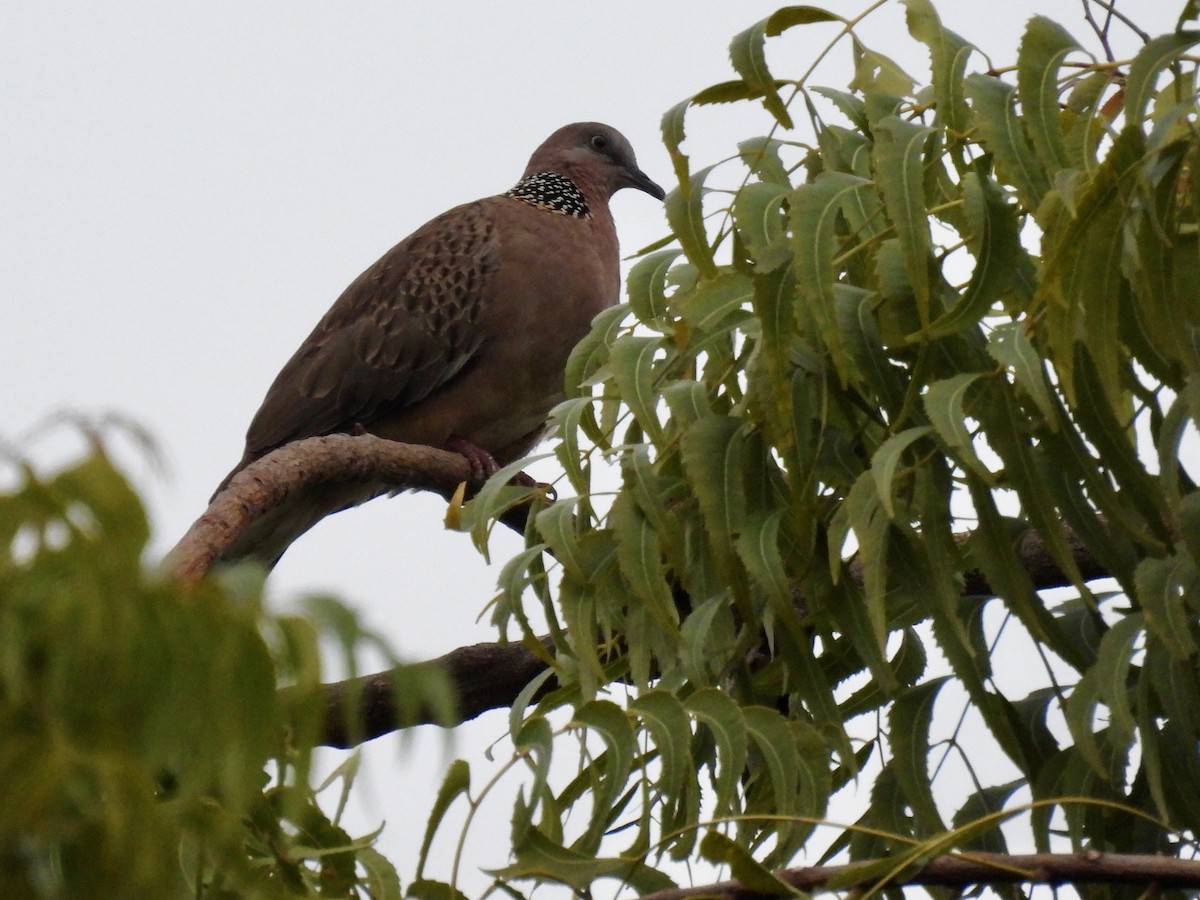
xmin=504 ymin=172 xmax=591 ymax=218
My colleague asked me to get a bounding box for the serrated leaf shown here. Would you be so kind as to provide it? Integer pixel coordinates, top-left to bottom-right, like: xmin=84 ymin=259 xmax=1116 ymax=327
xmin=692 ymin=80 xmax=766 ymax=106
xmin=1017 ymin=17 xmax=1081 ymax=173
xmin=679 ymin=416 xmax=746 ymax=561
xmin=735 ymin=509 xmax=792 ymax=605
xmin=874 ymin=116 xmax=935 ymax=325
xmin=627 ymin=249 xmax=684 ymax=324
xmin=608 ymin=493 xmax=679 ymax=638
xmin=812 ymin=86 xmax=870 ymax=134
xmin=630 ymin=691 xmax=693 ymax=818
xmin=665 ymin=164 xmax=718 ymax=278
xmin=766 ymin=5 xmax=843 ymax=35
xmin=871 ymin=426 xmax=934 ymax=519
xmin=572 ymin=699 xmax=637 ymax=852
xmin=661 ymin=99 xmax=691 ymax=186
xmin=905 ymin=0 xmax=975 ymax=136
xmin=492 ymin=827 xmax=675 ymax=894
xmin=987 ymin=321 xmax=1056 ymax=422
xmin=789 ymin=171 xmax=872 ymax=384
xmin=1125 ymin=30 xmax=1200 ymax=125
xmin=923 ymin=372 xmax=990 ymax=478
xmin=535 ymin=499 xmax=586 ymax=584
xmin=564 ymin=302 xmax=628 ymax=395
xmin=415 ymin=759 xmax=470 ymax=879
xmin=679 ymin=593 xmax=730 ymax=685
xmin=889 ymin=677 xmax=949 ymax=833
xmin=734 ymin=182 xmax=793 ymax=272
xmin=677 ymin=270 xmax=755 ymax=332
xmin=729 ymin=19 xmax=794 ymax=128
xmin=686 ymin=688 xmax=748 ymax=816
xmin=738 ymin=136 xmax=792 ymax=186
xmin=609 ymin=334 xmax=666 ymax=443
xmin=851 ymin=39 xmax=917 ymax=96
xmin=916 ymin=169 xmax=1020 ymax=339
xmin=1092 ymin=614 xmax=1144 ymax=758
xmin=1137 ymin=554 xmax=1195 ymax=657
xmin=965 ymin=73 xmax=1050 ymax=211
xmin=1064 ymin=668 xmax=1107 ymax=775
xmin=699 ymin=831 xmax=798 ymax=895
xmin=743 ymin=705 xmax=801 ymax=856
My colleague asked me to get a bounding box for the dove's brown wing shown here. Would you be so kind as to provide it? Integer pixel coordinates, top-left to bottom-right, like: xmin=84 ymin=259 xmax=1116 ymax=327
xmin=240 ymin=199 xmax=498 ymax=462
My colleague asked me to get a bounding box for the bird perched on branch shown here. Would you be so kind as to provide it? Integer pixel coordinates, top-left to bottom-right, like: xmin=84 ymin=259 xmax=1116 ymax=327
xmin=212 ymin=122 xmax=665 ymax=566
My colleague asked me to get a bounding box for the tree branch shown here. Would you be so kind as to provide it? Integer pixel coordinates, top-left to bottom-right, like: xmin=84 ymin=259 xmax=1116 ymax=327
xmin=313 ymin=517 xmax=1110 ymax=746
xmin=168 ymin=434 xmax=537 ymax=583
xmin=166 ymin=433 xmax=1114 ymax=747
xmin=641 ymin=850 xmax=1200 ymax=898
xmin=313 ymin=637 xmax=557 ymax=749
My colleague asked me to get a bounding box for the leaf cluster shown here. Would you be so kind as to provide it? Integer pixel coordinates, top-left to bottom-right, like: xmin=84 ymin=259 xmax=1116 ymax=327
xmin=448 ymin=1 xmax=1200 ymax=895
xmin=0 ymin=436 xmax=403 ymax=897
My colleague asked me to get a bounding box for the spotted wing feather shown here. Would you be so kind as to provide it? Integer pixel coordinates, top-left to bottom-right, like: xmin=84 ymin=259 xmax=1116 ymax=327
xmin=241 ymin=200 xmax=498 ymax=461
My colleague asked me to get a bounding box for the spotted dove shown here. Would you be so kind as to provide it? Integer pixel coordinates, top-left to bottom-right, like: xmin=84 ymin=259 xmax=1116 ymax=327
xmin=214 ymin=122 xmax=664 ymax=566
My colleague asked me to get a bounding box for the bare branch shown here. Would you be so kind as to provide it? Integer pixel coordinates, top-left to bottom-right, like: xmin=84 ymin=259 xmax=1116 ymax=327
xmin=168 ymin=434 xmax=538 ymax=583
xmin=642 ymin=851 xmax=1200 ymax=898
xmin=310 ymin=637 xmax=557 ymax=749
xmin=1082 ymin=0 xmax=1118 ymax=64
xmin=1082 ymin=0 xmax=1151 ymax=47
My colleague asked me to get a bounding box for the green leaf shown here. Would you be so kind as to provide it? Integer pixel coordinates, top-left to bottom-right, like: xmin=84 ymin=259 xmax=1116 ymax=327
xmin=738 ymin=136 xmax=792 ymax=186
xmin=679 ymin=416 xmax=746 ymax=562
xmin=916 ymin=169 xmax=1020 ymax=339
xmin=665 ymin=165 xmax=718 ymax=278
xmin=630 ymin=691 xmax=693 ymax=827
xmin=766 ymin=5 xmax=843 ymax=35
xmin=873 ymin=116 xmax=935 ymax=325
xmin=904 ymin=0 xmax=975 ymax=136
xmin=492 ymin=827 xmax=675 ymax=895
xmin=535 ymin=499 xmax=586 ymax=584
xmin=743 ymin=706 xmax=801 ymax=858
xmin=850 ymin=39 xmax=917 ymax=96
xmin=564 ymin=302 xmax=628 ymax=396
xmin=789 ymin=171 xmax=872 ymax=383
xmin=609 ymin=334 xmax=666 ymax=444
xmin=1017 ymin=17 xmax=1081 ymax=173
xmin=1125 ymin=30 xmax=1200 ymax=124
xmin=572 ymin=700 xmax=637 ymax=853
xmin=677 ymin=271 xmax=755 ymax=333
xmin=699 ymin=831 xmax=799 ymax=896
xmin=733 ymin=182 xmax=793 ymax=272
xmin=923 ymin=372 xmax=991 ymax=478
xmin=965 ymin=73 xmax=1050 ymax=210
xmin=608 ymin=493 xmax=679 ymax=638
xmin=415 ymin=760 xmax=470 ymax=879
xmin=1092 ymin=614 xmax=1143 ymax=752
xmin=1064 ymin=668 xmax=1107 ymax=775
xmin=685 ymin=688 xmax=748 ymax=816
xmin=627 ymin=249 xmax=684 ymax=324
xmin=661 ymin=98 xmax=691 ymax=186
xmin=735 ymin=509 xmax=792 ymax=605
xmin=1138 ymin=554 xmax=1198 ymax=659
xmin=889 ymin=678 xmax=950 ymax=834
xmin=729 ymin=19 xmax=794 ymax=128
xmin=871 ymin=426 xmax=934 ymax=519
xmin=987 ymin=321 xmax=1056 ymax=422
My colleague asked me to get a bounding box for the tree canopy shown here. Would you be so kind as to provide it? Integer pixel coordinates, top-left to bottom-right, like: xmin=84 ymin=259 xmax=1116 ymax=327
xmin=3 ymin=1 xmax=1200 ymax=897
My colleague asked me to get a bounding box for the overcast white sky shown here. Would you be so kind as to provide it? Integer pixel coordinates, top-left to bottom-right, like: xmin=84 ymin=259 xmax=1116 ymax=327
xmin=2 ymin=1 xmax=1181 ymax=894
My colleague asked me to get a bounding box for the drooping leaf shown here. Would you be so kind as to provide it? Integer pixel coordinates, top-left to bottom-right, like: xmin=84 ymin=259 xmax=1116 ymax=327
xmin=1016 ymin=16 xmax=1081 ymax=173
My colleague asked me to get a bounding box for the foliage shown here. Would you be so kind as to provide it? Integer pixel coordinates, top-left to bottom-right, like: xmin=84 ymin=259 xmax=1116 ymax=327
xmin=446 ymin=0 xmax=1200 ymax=895
xmin=0 ymin=432 xmax=404 ymax=897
